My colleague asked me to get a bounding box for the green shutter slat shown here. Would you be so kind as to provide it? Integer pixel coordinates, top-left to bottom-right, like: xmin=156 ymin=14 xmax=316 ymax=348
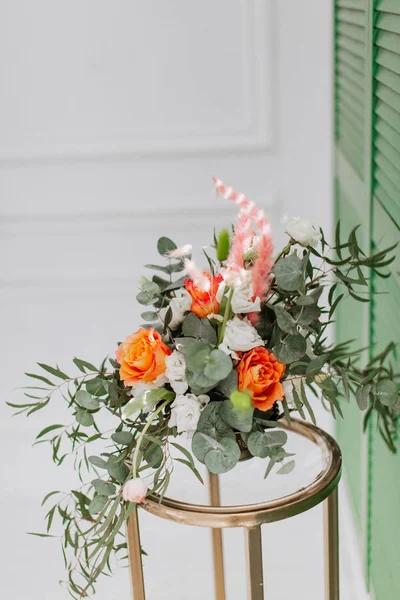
xmin=337 ymin=0 xmax=366 ymax=9
xmin=374 ymin=187 xmax=400 ymax=227
xmin=337 ymin=8 xmax=367 ymax=27
xmin=375 ymin=13 xmax=400 ymax=35
xmin=338 ymin=74 xmax=365 ymax=105
xmin=377 ymin=0 xmax=400 ymax=16
xmin=375 ymin=30 xmax=400 ymax=56
xmin=337 ymin=91 xmax=365 ymax=126
xmin=337 ymin=48 xmax=365 ymax=74
xmin=375 ymin=147 xmax=400 ymax=190
xmin=337 ymin=21 xmax=366 ymax=43
xmin=376 ymin=67 xmax=400 ymax=95
xmin=376 ymin=49 xmax=400 ymax=77
xmin=376 ymin=117 xmax=400 ymax=153
xmin=338 ymin=137 xmax=364 ymax=176
xmin=376 ymin=85 xmax=400 ymax=114
xmin=337 ymin=114 xmax=364 ymax=146
xmin=337 ymin=35 xmax=365 ymax=59
xmin=374 ymin=165 xmax=400 ymax=209
xmin=336 ymin=62 xmax=365 ymax=90
xmin=375 ymin=100 xmax=400 ymax=135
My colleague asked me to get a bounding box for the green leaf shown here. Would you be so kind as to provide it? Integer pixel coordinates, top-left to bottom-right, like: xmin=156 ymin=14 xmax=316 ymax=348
xmin=111 ymin=431 xmax=134 ymax=445
xmin=306 ymin=354 xmax=328 ymax=375
xmin=247 ymin=430 xmax=288 ymax=458
xmin=136 ymin=291 xmax=156 ymax=306
xmin=37 ymin=363 xmax=69 ymax=380
xmin=356 ymin=385 xmax=371 ymax=411
xmin=41 ymin=490 xmax=61 ymax=506
xmin=144 ymin=443 xmax=163 ymax=469
xmin=75 ymin=409 xmax=94 ymax=427
xmin=277 ymin=460 xmax=296 ymax=475
xmin=376 ymin=379 xmax=398 ymax=407
xmin=85 ymin=378 xmax=107 ymax=396
xmin=92 ymin=479 xmax=116 ymax=497
xmin=291 ymin=304 xmax=320 ymax=325
xmin=36 ymin=424 xmax=65 ymax=440
xmin=182 ymin=313 xmax=218 ymax=345
xmin=89 ymin=494 xmax=109 ymax=515
xmin=300 ymin=380 xmax=316 ymax=425
xmin=88 ymin=455 xmax=109 ymax=469
xmin=273 ymin=333 xmax=307 ymax=363
xmin=192 ymin=431 xmax=223 ymax=463
xmin=274 ymin=255 xmax=304 ymax=291
xmin=273 ymin=306 xmax=297 ymax=334
xmin=157 ymin=236 xmax=177 ymax=256
xmin=217 ymin=370 xmax=238 ymax=398
xmin=204 ymin=437 xmax=240 ymax=474
xmin=220 ymin=400 xmax=254 ymax=432
xmin=25 ymin=372 xmax=54 ymax=386
xmin=28 ymin=532 xmax=56 ymax=538
xmin=73 ymin=358 xmax=98 ymax=373
xmin=107 ymin=460 xmax=129 ymax=483
xmin=196 ymin=402 xmax=235 ymax=441
xmin=203 ymin=349 xmax=232 ymax=381
xmin=75 ymin=390 xmax=100 ymax=410
xmin=140 ymin=311 xmax=159 ymax=322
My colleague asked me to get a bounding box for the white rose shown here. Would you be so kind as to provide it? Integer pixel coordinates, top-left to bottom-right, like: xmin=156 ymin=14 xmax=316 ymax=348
xmin=282 ymin=378 xmax=302 ymax=409
xmin=169 ymin=393 xmax=210 ymax=437
xmin=284 ymin=216 xmax=322 ymax=247
xmin=165 ymin=350 xmax=188 ymax=394
xmin=220 ymin=316 xmax=263 ymax=359
xmin=217 ymin=271 xmax=261 ymax=315
xmin=159 ymin=291 xmax=191 ymax=330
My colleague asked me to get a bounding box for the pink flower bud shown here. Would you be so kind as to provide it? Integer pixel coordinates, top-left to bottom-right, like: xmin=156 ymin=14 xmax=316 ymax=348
xmin=122 ymin=478 xmax=148 ymax=504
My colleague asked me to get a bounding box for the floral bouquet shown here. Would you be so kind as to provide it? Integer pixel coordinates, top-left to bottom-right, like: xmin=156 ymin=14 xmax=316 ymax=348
xmin=11 ymin=178 xmax=398 ymax=597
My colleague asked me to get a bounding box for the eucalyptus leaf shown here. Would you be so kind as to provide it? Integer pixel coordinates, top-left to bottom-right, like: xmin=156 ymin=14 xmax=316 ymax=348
xmin=107 ymin=461 xmax=129 ymax=484
xmin=274 ymin=255 xmax=304 ymax=291
xmin=220 ymin=400 xmax=254 ymax=432
xmin=196 ymin=402 xmax=235 ymax=441
xmin=217 ymin=370 xmax=238 ymax=398
xmin=75 ymin=409 xmax=94 ymax=427
xmin=356 ymin=385 xmax=371 ymax=411
xmin=85 ymin=378 xmax=106 ymax=396
xmin=204 ymin=437 xmax=240 ymax=474
xmin=273 ymin=333 xmax=307 ymax=363
xmin=92 ymin=479 xmax=116 ymax=497
xmin=182 ymin=313 xmax=217 ymax=345
xmin=111 ymin=431 xmax=134 ymax=445
xmin=376 ymin=379 xmax=398 ymax=407
xmin=277 ymin=460 xmax=296 ymax=475
xmin=89 ymin=494 xmax=108 ymax=515
xmin=273 ymin=306 xmax=297 ymax=334
xmin=157 ymin=236 xmax=177 ymax=256
xmin=88 ymin=456 xmax=108 ymax=470
xmin=75 ymin=390 xmax=100 ymax=411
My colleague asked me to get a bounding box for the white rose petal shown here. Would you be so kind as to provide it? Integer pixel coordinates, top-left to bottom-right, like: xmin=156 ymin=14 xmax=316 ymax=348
xmin=217 ymin=271 xmax=261 ymax=315
xmin=169 ymin=393 xmax=210 ymax=437
xmin=165 ymin=350 xmax=188 ymax=395
xmin=220 ymin=316 xmax=263 ymax=355
xmin=159 ymin=291 xmax=192 ymax=330
xmin=284 ymin=216 xmax=322 ymax=248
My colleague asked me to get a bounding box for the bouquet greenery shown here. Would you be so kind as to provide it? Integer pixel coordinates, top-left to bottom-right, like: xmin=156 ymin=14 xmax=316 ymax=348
xmin=10 ymin=178 xmax=398 ymax=598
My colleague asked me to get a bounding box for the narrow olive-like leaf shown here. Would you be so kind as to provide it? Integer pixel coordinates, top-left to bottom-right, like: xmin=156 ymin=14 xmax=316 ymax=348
xmin=25 ymin=372 xmax=54 ymax=386
xmin=300 ymin=380 xmax=316 ymax=425
xmin=36 ymin=424 xmax=65 ymax=440
xmin=37 ymin=363 xmax=69 ymax=380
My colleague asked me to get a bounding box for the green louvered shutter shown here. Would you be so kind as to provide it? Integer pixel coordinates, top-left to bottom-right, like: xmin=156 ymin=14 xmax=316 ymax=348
xmin=368 ymin=2 xmax=400 ymax=598
xmin=334 ymin=0 xmax=372 ymax=557
xmin=335 ymin=1 xmax=400 ymax=597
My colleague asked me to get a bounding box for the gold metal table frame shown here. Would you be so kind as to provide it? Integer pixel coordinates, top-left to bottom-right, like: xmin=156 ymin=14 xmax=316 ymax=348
xmin=127 ymin=419 xmax=342 ymax=600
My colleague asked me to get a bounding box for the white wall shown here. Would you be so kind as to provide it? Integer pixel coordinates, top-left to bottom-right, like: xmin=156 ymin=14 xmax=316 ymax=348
xmin=0 ymin=2 xmax=333 ymax=598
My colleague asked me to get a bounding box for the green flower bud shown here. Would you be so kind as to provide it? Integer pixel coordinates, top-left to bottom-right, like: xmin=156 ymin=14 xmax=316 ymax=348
xmin=216 ymin=229 xmax=230 ymax=262
xmin=230 ymin=390 xmax=252 ymax=411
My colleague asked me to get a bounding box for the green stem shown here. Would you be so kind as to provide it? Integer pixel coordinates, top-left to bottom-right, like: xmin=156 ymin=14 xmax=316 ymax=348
xmin=218 ymin=287 xmax=234 ymax=345
xmin=132 ymin=399 xmax=172 ymax=478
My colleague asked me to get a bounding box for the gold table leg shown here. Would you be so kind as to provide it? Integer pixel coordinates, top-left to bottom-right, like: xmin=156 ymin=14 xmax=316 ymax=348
xmin=208 ymin=473 xmax=226 ymax=600
xmin=245 ymin=525 xmax=264 ymax=600
xmin=126 ymin=505 xmax=146 ymax=600
xmin=324 ymin=486 xmax=340 ymax=600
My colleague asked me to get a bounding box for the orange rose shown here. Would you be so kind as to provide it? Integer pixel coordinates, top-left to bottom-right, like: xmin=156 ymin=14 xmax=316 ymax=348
xmin=184 ymin=272 xmax=223 ymax=318
xmin=236 ymin=347 xmax=286 ymax=411
xmin=116 ymin=328 xmax=171 ymax=387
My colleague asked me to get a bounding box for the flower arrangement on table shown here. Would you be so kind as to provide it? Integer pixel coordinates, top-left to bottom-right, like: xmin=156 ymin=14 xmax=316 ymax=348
xmin=11 ymin=178 xmax=398 ymax=598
